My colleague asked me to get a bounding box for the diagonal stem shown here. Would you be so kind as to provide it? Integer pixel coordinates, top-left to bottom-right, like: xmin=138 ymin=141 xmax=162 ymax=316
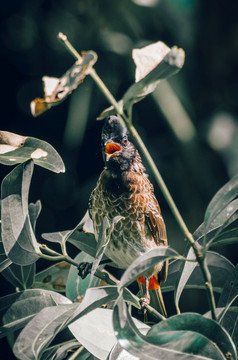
xmin=57 ymin=32 xmax=217 ymax=320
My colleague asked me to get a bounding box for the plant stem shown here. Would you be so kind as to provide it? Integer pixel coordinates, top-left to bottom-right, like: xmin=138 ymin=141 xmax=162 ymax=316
xmin=57 ymin=33 xmax=217 ymax=320
xmin=67 ymin=345 xmax=85 ymax=360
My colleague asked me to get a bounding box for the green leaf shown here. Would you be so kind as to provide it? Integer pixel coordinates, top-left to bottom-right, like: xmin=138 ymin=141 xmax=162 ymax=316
xmin=13 ymin=303 xmax=77 ymax=360
xmin=210 ymin=227 xmax=238 ymax=247
xmin=0 ymin=222 xmax=13 ymax=272
xmin=0 ymin=199 xmax=41 ymax=288
xmin=218 ymin=264 xmax=238 ymax=308
xmin=145 ymin=313 xmax=237 ymax=360
xmin=41 ymin=230 xmax=70 ymax=244
xmin=42 ymin=216 xmax=112 ymax=264
xmin=174 ymin=249 xmax=234 ymax=311
xmin=113 ymin=296 xmax=217 ymax=360
xmin=1 ymin=262 xmax=35 ymax=290
xmin=1 ymin=160 xmax=40 ymax=265
xmin=0 ymin=257 xmax=12 ymax=272
xmin=0 ymin=131 xmax=65 ymax=173
xmin=66 ymin=252 xmax=101 ymax=302
xmin=33 ymin=261 xmax=71 ymax=293
xmin=119 ymin=247 xmax=179 ymax=290
xmin=204 ymin=174 xmax=238 ymax=228
xmin=40 ymin=341 xmax=81 ymax=360
xmin=67 ymin=286 xmax=119 ymax=324
xmin=69 ymin=307 xmax=149 ymax=360
xmin=89 ymin=216 xmax=123 ymax=286
xmin=122 ymin=288 xmax=141 ymax=309
xmin=108 ymin=342 xmax=141 ymax=360
xmin=29 ymin=200 xmax=42 ymax=231
xmin=163 ymin=252 xmax=234 ymax=294
xmin=194 ymin=201 xmax=238 ymax=249
xmin=0 ymin=289 xmax=71 ymax=339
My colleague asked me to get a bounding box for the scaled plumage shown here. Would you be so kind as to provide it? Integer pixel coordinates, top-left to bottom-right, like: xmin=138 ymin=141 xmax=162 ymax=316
xmin=89 ymin=115 xmax=168 ymax=315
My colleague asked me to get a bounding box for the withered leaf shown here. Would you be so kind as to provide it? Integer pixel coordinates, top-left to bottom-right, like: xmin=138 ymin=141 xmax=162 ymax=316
xmin=0 ymin=130 xmax=65 ymax=173
xmin=31 ymin=51 xmax=98 ymax=117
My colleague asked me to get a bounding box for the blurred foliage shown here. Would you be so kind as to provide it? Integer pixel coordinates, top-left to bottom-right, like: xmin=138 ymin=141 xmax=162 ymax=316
xmin=0 ymin=0 xmax=238 ymax=355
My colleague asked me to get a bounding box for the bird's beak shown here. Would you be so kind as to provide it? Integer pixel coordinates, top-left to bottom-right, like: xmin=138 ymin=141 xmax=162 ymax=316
xmin=105 ymin=142 xmax=122 ymax=161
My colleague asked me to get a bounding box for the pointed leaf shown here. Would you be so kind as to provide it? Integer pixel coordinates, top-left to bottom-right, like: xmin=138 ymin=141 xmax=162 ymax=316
xmin=41 ymin=230 xmax=70 ymax=244
xmin=145 ymin=313 xmax=237 ymax=360
xmin=29 ymin=200 xmax=42 ymax=231
xmin=68 ymin=286 xmax=119 ymax=324
xmin=89 ymin=216 xmax=123 ymax=286
xmin=0 ymin=131 xmax=65 ymax=173
xmin=0 ymin=222 xmax=12 ymax=272
xmin=204 ymin=174 xmax=238 ymax=228
xmin=13 ymin=303 xmax=77 ymax=360
xmin=210 ymin=227 xmax=238 ymax=247
xmin=119 ymin=247 xmax=179 ymax=290
xmin=194 ymin=201 xmax=238 ymax=249
xmin=174 ymin=249 xmax=234 ymax=311
xmin=0 ymin=289 xmax=71 ymax=339
xmin=113 ymin=296 xmax=217 ymax=360
xmin=1 ymin=161 xmax=40 ymax=265
xmin=163 ymin=253 xmax=234 ymax=294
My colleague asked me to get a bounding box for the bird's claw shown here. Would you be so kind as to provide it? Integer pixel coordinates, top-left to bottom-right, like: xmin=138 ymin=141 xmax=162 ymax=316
xmin=139 ymin=295 xmax=150 ymax=314
xmin=78 ymin=262 xmax=92 ymax=279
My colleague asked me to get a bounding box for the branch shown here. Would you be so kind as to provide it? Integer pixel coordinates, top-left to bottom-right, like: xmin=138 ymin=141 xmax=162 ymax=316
xmin=57 ymin=33 xmax=217 ymax=320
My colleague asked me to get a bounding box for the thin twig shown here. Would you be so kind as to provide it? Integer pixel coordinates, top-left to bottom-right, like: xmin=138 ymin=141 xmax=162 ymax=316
xmin=57 ymin=33 xmax=217 ymax=320
xmin=67 ymin=345 xmax=85 ymax=360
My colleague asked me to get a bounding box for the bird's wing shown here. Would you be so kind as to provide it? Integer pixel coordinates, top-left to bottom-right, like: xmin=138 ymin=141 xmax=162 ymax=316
xmin=147 ymin=206 xmax=167 ymax=246
xmin=146 ymin=194 xmax=168 ymax=283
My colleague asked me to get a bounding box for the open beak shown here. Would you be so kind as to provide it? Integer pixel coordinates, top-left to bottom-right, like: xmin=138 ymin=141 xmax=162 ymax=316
xmin=105 ymin=143 xmax=122 ymax=161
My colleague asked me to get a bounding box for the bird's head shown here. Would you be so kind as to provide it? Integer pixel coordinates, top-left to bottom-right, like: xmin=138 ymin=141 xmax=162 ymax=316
xmin=101 ymin=116 xmax=137 ymax=172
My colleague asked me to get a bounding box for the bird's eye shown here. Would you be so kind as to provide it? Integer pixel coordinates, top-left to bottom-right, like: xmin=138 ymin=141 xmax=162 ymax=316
xmin=122 ymin=136 xmax=128 ymax=145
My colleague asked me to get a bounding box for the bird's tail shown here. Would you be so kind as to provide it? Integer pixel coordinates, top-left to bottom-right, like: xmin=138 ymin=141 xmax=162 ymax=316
xmin=137 ymin=275 xmax=167 ymax=319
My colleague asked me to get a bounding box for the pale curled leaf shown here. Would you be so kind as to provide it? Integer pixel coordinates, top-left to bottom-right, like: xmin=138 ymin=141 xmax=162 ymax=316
xmin=0 ymin=131 xmax=65 ymax=173
xmin=133 ymin=41 xmax=170 ymax=83
xmin=122 ymin=44 xmax=185 ymax=110
xmin=31 ymin=51 xmax=98 ymax=117
xmin=0 ymin=131 xmax=26 ymax=154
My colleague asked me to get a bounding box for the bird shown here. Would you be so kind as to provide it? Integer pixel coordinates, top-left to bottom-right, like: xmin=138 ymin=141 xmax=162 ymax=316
xmin=86 ymin=115 xmax=168 ymax=317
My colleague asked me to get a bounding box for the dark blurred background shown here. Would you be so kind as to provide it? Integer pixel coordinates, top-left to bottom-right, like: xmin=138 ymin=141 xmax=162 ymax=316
xmin=0 ymin=0 xmax=238 ymax=356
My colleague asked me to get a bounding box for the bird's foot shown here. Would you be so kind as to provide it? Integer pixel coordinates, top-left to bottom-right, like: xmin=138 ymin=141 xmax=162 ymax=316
xmin=139 ymin=294 xmax=150 ymax=313
xmin=78 ymin=262 xmax=92 ymax=279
